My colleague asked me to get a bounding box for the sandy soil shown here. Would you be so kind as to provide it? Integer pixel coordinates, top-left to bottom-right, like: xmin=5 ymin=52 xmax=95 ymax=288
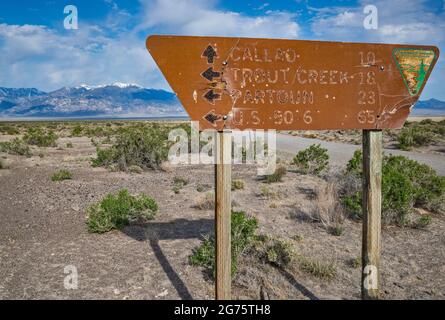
xmin=0 ymin=135 xmax=444 ymax=300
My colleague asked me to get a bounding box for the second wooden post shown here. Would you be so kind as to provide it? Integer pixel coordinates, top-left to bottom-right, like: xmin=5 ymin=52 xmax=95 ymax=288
xmin=215 ymin=130 xmax=232 ymax=300
xmin=361 ymin=129 xmax=382 ymax=299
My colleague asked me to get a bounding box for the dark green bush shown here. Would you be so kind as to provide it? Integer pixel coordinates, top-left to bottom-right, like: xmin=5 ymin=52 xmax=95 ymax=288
xmin=346 ymin=149 xmax=362 ymax=175
xmin=23 ymin=127 xmax=58 ymax=147
xmin=396 ymin=120 xmax=444 ymax=150
xmin=71 ymin=125 xmax=84 ymax=137
xmin=397 ymin=127 xmax=434 ymax=150
xmin=381 ymin=165 xmax=414 ymax=225
xmin=91 ymin=124 xmax=172 ymax=171
xmin=292 ymin=144 xmax=329 ymax=175
xmin=384 ymin=155 xmax=445 ymax=213
xmin=86 ymin=189 xmax=158 ymax=233
xmin=341 ymin=191 xmax=362 ymax=218
xmin=91 ymin=147 xmax=116 ymax=167
xmin=189 ymin=211 xmax=258 ymax=278
xmin=342 ymin=151 xmax=445 ymax=225
xmin=0 ymin=125 xmax=19 ymax=135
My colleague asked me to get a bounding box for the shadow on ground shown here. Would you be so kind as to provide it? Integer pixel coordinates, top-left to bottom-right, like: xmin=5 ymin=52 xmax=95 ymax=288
xmin=122 ymin=218 xmax=319 ymax=300
xmin=122 ymin=218 xmax=213 ymax=300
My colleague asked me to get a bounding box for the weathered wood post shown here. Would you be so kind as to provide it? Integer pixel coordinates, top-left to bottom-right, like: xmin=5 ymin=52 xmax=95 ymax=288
xmin=215 ymin=130 xmax=232 ymax=300
xmin=361 ymin=129 xmax=382 ymax=299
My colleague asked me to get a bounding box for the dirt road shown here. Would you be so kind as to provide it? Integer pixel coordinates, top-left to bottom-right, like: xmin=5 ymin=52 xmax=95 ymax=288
xmin=277 ymin=134 xmax=445 ymax=175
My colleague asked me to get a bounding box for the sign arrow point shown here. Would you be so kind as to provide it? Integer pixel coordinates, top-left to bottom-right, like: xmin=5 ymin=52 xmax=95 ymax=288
xmin=202 ymin=45 xmax=217 ymax=64
xmin=204 ymin=110 xmax=222 ymax=126
xmin=203 ymin=89 xmax=221 ymax=104
xmin=201 ymin=67 xmax=221 ymax=81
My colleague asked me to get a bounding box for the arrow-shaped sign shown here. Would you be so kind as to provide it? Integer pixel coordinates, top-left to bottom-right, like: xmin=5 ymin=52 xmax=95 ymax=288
xmin=201 ymin=67 xmax=221 ymax=81
xmin=202 ymin=45 xmax=217 ymax=64
xmin=203 ymin=89 xmax=221 ymax=104
xmin=146 ymin=35 xmax=439 ymax=131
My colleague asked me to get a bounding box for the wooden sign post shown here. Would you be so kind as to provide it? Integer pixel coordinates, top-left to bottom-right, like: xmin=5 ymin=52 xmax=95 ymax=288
xmin=362 ymin=129 xmax=382 ymax=299
xmin=146 ymin=35 xmax=439 ymax=299
xmin=215 ymin=131 xmax=232 ymax=299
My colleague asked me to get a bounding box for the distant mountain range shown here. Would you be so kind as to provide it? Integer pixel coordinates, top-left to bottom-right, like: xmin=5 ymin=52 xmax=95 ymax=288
xmin=412 ymin=99 xmax=445 ymax=116
xmin=414 ymin=98 xmax=445 ymax=110
xmin=0 ymin=83 xmax=184 ymax=118
xmin=0 ymin=84 xmax=443 ymax=118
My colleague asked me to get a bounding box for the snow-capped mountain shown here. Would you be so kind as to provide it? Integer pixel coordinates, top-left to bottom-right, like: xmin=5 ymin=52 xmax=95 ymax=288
xmin=0 ymin=84 xmax=443 ymax=118
xmin=0 ymin=83 xmax=184 ymax=118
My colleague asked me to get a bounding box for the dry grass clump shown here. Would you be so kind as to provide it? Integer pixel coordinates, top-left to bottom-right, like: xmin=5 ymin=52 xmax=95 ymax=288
xmin=308 ymin=181 xmax=345 ymax=235
xmin=194 ymin=192 xmax=215 ymax=210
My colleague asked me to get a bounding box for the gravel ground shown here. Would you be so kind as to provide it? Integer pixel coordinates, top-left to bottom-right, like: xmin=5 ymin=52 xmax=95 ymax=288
xmin=0 ymin=135 xmax=444 ymax=300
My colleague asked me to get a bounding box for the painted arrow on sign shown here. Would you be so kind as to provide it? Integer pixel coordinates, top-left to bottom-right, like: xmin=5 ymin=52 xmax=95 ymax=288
xmin=201 ymin=67 xmax=221 ymax=81
xmin=204 ymin=109 xmax=223 ymax=126
xmin=146 ymin=35 xmax=439 ymax=131
xmin=202 ymin=45 xmax=217 ymax=64
xmin=203 ymin=89 xmax=221 ymax=104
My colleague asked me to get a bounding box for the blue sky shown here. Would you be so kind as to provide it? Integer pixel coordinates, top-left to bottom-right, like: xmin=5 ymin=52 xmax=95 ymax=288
xmin=0 ymin=0 xmax=444 ymax=100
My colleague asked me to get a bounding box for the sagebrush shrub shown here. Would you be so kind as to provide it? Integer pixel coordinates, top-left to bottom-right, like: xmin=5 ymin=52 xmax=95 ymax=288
xmin=0 ymin=138 xmax=32 ymax=157
xmin=231 ymin=179 xmax=245 ymax=190
xmin=341 ymin=151 xmax=445 ymax=225
xmin=91 ymin=124 xmax=173 ymax=171
xmin=397 ymin=120 xmax=444 ymax=150
xmin=172 ymin=176 xmax=189 ymax=193
xmin=189 ymin=211 xmax=258 ymax=277
xmin=397 ymin=127 xmax=434 ymax=150
xmin=292 ymin=144 xmax=329 ymax=175
xmin=255 ymin=235 xmax=294 ymax=268
xmin=23 ymin=127 xmax=58 ymax=147
xmin=86 ymin=189 xmax=158 ymax=233
xmin=71 ymin=125 xmax=84 ymax=137
xmin=0 ymin=125 xmax=19 ymax=135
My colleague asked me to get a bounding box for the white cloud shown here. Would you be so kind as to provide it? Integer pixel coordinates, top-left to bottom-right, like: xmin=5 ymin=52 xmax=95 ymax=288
xmin=0 ymin=0 xmax=301 ymax=92
xmin=138 ymin=0 xmax=300 ymax=38
xmin=311 ymin=10 xmax=363 ymax=38
xmin=310 ymin=0 xmax=445 ymax=44
xmin=0 ymin=23 xmax=163 ymax=91
xmin=378 ymin=23 xmax=442 ymax=43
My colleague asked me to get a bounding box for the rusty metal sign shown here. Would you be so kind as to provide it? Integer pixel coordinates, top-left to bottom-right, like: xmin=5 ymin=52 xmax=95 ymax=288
xmin=146 ymin=35 xmax=439 ymax=131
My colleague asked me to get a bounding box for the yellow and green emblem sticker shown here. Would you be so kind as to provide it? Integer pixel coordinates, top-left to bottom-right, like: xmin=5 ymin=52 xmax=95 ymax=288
xmin=393 ymin=48 xmax=435 ymax=96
